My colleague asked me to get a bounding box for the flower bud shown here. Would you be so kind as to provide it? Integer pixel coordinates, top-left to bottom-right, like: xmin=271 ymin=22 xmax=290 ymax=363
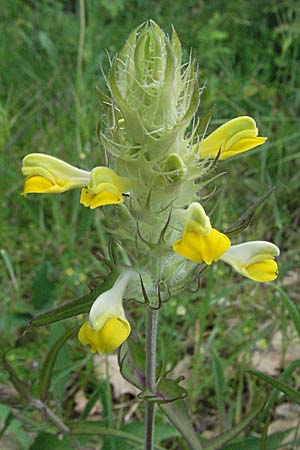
xmin=163 ymin=153 xmax=186 ymax=182
xmin=107 ymin=21 xmax=200 ymax=160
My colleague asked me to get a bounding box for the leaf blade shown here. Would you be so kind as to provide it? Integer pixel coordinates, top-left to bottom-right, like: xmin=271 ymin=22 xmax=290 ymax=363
xmin=246 ymin=369 xmax=300 ymax=404
xmin=39 ymin=325 xmax=79 ymax=402
xmin=204 ymin=401 xmax=265 ymax=450
xmin=26 ymin=277 xmax=114 ymax=329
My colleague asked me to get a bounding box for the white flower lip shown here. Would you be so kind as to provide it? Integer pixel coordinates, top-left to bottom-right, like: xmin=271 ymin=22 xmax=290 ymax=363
xmin=221 ymin=241 xmax=280 ymax=266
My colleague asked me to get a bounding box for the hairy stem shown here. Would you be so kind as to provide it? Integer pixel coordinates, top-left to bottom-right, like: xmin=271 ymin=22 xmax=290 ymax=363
xmin=144 ymin=307 xmax=158 ymax=450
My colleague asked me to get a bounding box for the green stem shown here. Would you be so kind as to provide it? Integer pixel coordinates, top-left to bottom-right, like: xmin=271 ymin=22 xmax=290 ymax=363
xmin=144 ymin=307 xmax=158 ymax=450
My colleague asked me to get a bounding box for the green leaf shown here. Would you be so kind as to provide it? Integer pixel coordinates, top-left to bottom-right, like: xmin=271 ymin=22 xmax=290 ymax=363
xmin=256 ymin=359 xmax=300 ymax=426
xmin=204 ymin=401 xmax=265 ymax=450
xmin=66 ymin=421 xmax=166 ymax=449
xmin=222 ymin=428 xmax=297 ymax=450
xmin=118 ymin=337 xmax=145 ymax=389
xmin=0 ymin=409 xmax=32 ymax=449
xmin=26 ymin=276 xmax=114 ymax=329
xmin=2 ymin=350 xmax=32 ymax=403
xmin=155 ymin=374 xmax=187 ymax=403
xmin=80 ymin=384 xmax=102 ymax=420
xmin=95 ymin=85 xmax=112 ymax=106
xmin=275 ymin=285 xmax=300 ymax=339
xmin=246 ymin=369 xmax=300 ymax=403
xmin=159 ymin=399 xmax=203 ymax=450
xmin=39 ymin=325 xmax=79 ymax=402
xmin=224 ymin=187 xmax=275 ymax=236
xmin=139 ymin=374 xmax=187 ymax=403
xmin=211 ymin=348 xmax=227 ymax=431
xmin=112 ymin=421 xmax=180 ymax=450
xmin=30 ymin=432 xmax=73 ymax=450
xmin=0 ymin=411 xmax=14 ymax=439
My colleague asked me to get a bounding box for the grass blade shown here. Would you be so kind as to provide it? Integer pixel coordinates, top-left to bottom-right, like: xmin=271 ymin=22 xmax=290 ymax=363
xmin=247 ymin=369 xmax=300 ymax=404
xmin=39 ymin=325 xmax=79 ymax=402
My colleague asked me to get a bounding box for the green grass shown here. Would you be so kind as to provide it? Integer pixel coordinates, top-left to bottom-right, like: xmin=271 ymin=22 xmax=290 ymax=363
xmin=1 ymin=0 xmax=300 ymax=449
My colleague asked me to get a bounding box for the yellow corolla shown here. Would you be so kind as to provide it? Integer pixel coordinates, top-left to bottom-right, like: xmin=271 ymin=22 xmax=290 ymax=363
xmin=80 ymin=167 xmax=131 ymax=209
xmin=21 ymin=153 xmax=90 ymax=194
xmin=220 ymin=241 xmax=280 ymax=282
xmin=172 ymin=202 xmax=231 ymax=265
xmin=198 ymin=116 xmax=267 ymax=160
xmin=78 ymin=271 xmax=133 ymax=355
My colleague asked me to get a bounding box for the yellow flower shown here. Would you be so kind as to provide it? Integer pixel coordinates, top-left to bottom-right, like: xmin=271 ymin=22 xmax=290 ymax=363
xmin=172 ymin=202 xmax=231 ymax=264
xmin=80 ymin=167 xmax=131 ymax=209
xmin=78 ymin=271 xmax=132 ymax=355
xmin=198 ymin=116 xmax=267 ymax=160
xmin=220 ymin=241 xmax=280 ymax=282
xmin=21 ymin=153 xmax=90 ymax=195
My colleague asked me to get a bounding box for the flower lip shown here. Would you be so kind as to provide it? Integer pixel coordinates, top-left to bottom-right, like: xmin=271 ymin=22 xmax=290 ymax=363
xmin=198 ymin=116 xmax=267 ymax=160
xmin=220 ymin=241 xmax=280 ymax=282
xmin=78 ymin=317 xmax=131 ymax=355
xmin=80 ymin=166 xmax=131 ymax=209
xmin=172 ymin=202 xmax=231 ymax=264
xmin=78 ymin=271 xmax=134 ymax=355
xmin=173 ymin=228 xmax=231 ymax=265
xmin=221 ymin=241 xmax=280 ymax=265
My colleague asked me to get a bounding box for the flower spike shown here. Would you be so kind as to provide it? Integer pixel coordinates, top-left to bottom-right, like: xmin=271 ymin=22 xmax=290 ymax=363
xmin=172 ymin=202 xmax=231 ymax=264
xmin=21 ymin=153 xmax=90 ymax=194
xmin=198 ymin=116 xmax=267 ymax=160
xmin=220 ymin=241 xmax=280 ymax=282
xmin=78 ymin=271 xmax=133 ymax=355
xmin=80 ymin=167 xmax=131 ymax=209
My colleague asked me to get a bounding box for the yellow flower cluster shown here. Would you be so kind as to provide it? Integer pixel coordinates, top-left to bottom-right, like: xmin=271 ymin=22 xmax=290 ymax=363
xmin=21 ymin=23 xmax=279 ymax=356
xmin=21 ymin=113 xmax=278 ymax=355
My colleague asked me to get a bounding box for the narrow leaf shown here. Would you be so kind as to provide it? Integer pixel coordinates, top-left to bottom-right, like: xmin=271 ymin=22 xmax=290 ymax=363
xmin=211 ymin=349 xmax=227 ymax=431
xmin=159 ymin=399 xmax=203 ymax=450
xmin=204 ymin=401 xmax=265 ymax=450
xmin=112 ymin=421 xmax=180 ymax=450
xmin=80 ymin=384 xmax=102 ymax=420
xmin=0 ymin=411 xmax=14 ymax=439
xmin=2 ymin=350 xmax=32 ymax=403
xmin=26 ymin=277 xmax=114 ymax=329
xmin=257 ymin=359 xmax=300 ymax=425
xmin=66 ymin=420 xmax=166 ymax=449
xmin=275 ymin=285 xmax=300 ymax=338
xmin=118 ymin=338 xmax=145 ymax=389
xmin=30 ymin=432 xmax=73 ymax=450
xmin=222 ymin=427 xmax=297 ymax=450
xmin=39 ymin=325 xmax=79 ymax=402
xmin=246 ymin=369 xmax=300 ymax=403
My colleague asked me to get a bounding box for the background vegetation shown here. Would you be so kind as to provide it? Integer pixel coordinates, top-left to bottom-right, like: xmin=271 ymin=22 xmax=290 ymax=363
xmin=1 ymin=0 xmax=299 ymax=448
